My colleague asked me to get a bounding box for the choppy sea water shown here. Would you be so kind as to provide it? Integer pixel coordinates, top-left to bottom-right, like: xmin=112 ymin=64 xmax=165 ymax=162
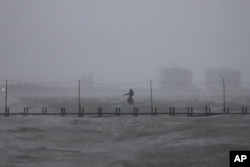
xmin=0 ymin=114 xmax=250 ymax=167
xmin=0 ymin=96 xmax=250 ymax=167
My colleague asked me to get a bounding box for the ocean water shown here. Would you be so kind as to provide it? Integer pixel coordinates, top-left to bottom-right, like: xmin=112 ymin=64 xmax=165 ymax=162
xmin=0 ymin=97 xmax=250 ymax=167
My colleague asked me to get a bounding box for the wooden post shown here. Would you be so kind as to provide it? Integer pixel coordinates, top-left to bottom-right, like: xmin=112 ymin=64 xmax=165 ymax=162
xmin=79 ymin=107 xmax=83 ymax=117
xmin=115 ymin=107 xmax=121 ymax=116
xmin=154 ymin=107 xmax=157 ymax=115
xmin=187 ymin=107 xmax=193 ymax=116
xmin=170 ymin=107 xmax=176 ymax=116
xmin=5 ymin=108 xmax=9 ymax=117
xmin=61 ymin=107 xmax=65 ymax=116
xmin=81 ymin=108 xmax=84 ymax=117
xmin=115 ymin=107 xmax=118 ymax=116
xmin=23 ymin=107 xmax=28 ymax=116
xmin=242 ymin=106 xmax=247 ymax=114
xmin=42 ymin=107 xmax=47 ymax=114
xmin=98 ymin=107 xmax=102 ymax=117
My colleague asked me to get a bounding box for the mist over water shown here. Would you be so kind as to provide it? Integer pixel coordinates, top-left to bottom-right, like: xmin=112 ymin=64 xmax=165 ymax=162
xmin=1 ymin=0 xmax=250 ymax=166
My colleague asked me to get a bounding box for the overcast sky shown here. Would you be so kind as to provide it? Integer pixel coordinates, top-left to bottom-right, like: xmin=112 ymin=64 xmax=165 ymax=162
xmin=0 ymin=0 xmax=249 ymax=84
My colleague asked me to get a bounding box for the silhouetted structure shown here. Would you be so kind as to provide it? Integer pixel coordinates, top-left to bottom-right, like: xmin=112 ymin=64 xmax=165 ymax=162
xmin=80 ymin=74 xmax=93 ymax=89
xmin=159 ymin=67 xmax=193 ymax=94
xmin=205 ymin=69 xmax=241 ymax=90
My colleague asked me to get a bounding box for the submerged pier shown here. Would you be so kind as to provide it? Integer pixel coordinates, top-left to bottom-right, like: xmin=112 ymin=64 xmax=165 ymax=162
xmin=1 ymin=106 xmax=249 ymax=117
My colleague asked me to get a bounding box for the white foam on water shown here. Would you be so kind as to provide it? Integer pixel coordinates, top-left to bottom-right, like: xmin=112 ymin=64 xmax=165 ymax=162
xmin=1 ymin=97 xmax=250 ymax=166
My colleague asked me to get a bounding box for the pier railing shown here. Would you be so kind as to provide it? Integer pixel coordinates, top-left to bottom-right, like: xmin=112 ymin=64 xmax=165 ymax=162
xmin=1 ymin=79 xmax=250 ymax=118
xmin=2 ymin=106 xmax=249 ymax=117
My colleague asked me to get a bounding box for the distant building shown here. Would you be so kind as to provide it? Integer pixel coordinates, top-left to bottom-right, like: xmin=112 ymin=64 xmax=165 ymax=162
xmin=80 ymin=74 xmax=93 ymax=89
xmin=205 ymin=69 xmax=241 ymax=90
xmin=159 ymin=67 xmax=193 ymax=91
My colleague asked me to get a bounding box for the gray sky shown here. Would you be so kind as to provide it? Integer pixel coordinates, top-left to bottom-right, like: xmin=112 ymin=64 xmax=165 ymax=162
xmin=0 ymin=0 xmax=250 ymax=84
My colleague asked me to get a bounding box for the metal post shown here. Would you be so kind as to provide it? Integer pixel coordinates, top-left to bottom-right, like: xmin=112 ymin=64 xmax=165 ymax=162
xmin=79 ymin=80 xmax=81 ymax=115
xmin=5 ymin=80 xmax=7 ymax=114
xmin=223 ymin=79 xmax=226 ymax=113
xmin=150 ymin=80 xmax=153 ymax=114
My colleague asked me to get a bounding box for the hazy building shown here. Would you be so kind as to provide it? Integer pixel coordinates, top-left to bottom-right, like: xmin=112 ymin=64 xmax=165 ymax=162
xmin=205 ymin=69 xmax=241 ymax=90
xmin=159 ymin=68 xmax=193 ymax=93
xmin=80 ymin=74 xmax=93 ymax=89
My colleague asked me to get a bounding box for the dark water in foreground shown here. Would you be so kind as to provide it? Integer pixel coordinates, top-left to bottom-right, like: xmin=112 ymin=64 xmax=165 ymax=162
xmin=0 ymin=114 xmax=249 ymax=167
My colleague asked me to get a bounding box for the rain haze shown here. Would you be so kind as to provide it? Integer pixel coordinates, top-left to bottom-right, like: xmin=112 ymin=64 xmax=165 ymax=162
xmin=0 ymin=0 xmax=250 ymax=83
xmin=1 ymin=1 xmax=250 ymax=167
